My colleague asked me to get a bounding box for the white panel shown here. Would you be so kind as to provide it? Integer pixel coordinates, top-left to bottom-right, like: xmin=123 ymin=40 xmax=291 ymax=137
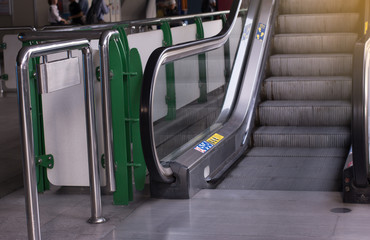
xmin=127 ymin=30 xmax=163 ymax=70
xmin=171 ymin=24 xmax=197 ymax=45
xmin=45 ymin=48 xmax=105 ymax=186
xmin=203 ymin=20 xmax=223 ymax=38
xmin=38 ymin=57 xmax=81 ymax=93
xmin=3 ymin=35 xmax=22 ymax=90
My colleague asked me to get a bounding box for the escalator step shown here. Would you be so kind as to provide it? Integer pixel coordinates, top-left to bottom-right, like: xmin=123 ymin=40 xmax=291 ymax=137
xmin=277 ymin=13 xmax=360 ymax=34
xmin=247 ymin=147 xmax=348 ymax=158
xmin=273 ymin=33 xmax=358 ymax=54
xmin=258 ymin=100 xmax=351 ymax=126
xmin=262 ymin=76 xmax=351 ymax=100
xmin=269 ymin=54 xmax=352 ymax=76
xmin=279 ymin=0 xmax=361 ymax=14
xmin=253 ymin=126 xmax=350 ymax=148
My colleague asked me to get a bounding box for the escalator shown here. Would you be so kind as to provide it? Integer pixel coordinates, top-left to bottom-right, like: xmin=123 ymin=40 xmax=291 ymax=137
xmin=218 ymin=0 xmax=358 ymax=191
xmin=140 ymin=0 xmax=367 ymax=199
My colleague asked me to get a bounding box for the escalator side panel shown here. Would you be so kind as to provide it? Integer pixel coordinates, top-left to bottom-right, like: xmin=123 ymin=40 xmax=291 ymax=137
xmin=150 ymin=0 xmax=278 ymax=199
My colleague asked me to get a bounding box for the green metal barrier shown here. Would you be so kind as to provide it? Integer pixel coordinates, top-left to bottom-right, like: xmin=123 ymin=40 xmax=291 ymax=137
xmin=110 ymin=25 xmax=146 ymax=204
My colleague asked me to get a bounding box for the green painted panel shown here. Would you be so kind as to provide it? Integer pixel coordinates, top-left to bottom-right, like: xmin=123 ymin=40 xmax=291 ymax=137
xmin=109 ymin=37 xmax=132 ymax=205
xmin=128 ymin=48 xmax=146 ymax=191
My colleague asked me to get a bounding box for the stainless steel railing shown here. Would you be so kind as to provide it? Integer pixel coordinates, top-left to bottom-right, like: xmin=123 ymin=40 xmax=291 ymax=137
xmin=16 ymin=39 xmax=106 ymax=240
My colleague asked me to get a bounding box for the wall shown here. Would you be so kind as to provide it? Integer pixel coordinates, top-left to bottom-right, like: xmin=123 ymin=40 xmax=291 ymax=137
xmin=120 ymin=0 xmax=147 ymax=20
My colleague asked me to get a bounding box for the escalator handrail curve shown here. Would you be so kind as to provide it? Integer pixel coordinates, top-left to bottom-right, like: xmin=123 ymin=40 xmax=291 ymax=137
xmin=140 ymin=0 xmax=243 ymax=183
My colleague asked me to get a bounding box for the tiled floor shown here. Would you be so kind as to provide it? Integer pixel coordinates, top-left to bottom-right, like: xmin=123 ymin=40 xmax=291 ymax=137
xmin=2 ymin=187 xmax=370 ymax=240
xmin=0 ymin=93 xmax=23 ymax=198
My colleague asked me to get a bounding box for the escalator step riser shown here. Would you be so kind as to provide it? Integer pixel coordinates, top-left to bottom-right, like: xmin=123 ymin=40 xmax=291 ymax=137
xmin=258 ymin=105 xmax=351 ymax=126
xmin=263 ymin=77 xmax=352 ymax=100
xmin=247 ymin=147 xmax=348 ymax=158
xmin=277 ymin=13 xmax=360 ymax=34
xmin=279 ymin=0 xmax=361 ymax=14
xmin=253 ymin=134 xmax=350 ymax=148
xmin=273 ymin=33 xmax=358 ymax=54
xmin=269 ymin=54 xmax=352 ymax=76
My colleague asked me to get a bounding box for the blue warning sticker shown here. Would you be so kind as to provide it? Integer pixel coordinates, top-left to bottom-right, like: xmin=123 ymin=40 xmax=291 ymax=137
xmin=256 ymin=23 xmax=266 ymax=41
xmin=194 ymin=141 xmax=214 ymax=154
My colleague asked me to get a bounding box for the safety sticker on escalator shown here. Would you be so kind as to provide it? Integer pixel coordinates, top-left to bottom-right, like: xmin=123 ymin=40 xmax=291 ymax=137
xmin=242 ymin=23 xmax=252 ymax=41
xmin=206 ymin=133 xmax=224 ymax=145
xmin=194 ymin=141 xmax=214 ymax=153
xmin=256 ymin=23 xmax=266 ymax=41
xmin=194 ymin=133 xmax=224 ymax=153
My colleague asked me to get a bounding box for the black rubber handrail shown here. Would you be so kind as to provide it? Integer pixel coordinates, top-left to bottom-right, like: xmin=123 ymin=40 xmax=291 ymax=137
xmin=139 ymin=0 xmax=243 ymax=183
xmin=351 ymin=0 xmax=370 ymax=187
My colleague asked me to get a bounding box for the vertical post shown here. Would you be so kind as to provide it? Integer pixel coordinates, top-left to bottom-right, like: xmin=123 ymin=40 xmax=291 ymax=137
xmin=17 ymin=54 xmax=41 ymax=240
xmin=99 ymin=30 xmax=118 ymax=193
xmin=82 ymin=47 xmax=107 ymax=224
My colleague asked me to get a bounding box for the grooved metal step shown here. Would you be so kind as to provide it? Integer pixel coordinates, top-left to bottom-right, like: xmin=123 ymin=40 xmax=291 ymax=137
xmin=269 ymin=54 xmax=353 ymax=76
xmin=253 ymin=126 xmax=350 ymax=148
xmin=247 ymin=147 xmax=348 ymax=157
xmin=258 ymin=100 xmax=351 ymax=126
xmin=262 ymin=76 xmax=352 ymax=100
xmin=277 ymin=13 xmax=360 ymax=34
xmin=279 ymin=0 xmax=361 ymax=14
xmin=273 ymin=33 xmax=358 ymax=54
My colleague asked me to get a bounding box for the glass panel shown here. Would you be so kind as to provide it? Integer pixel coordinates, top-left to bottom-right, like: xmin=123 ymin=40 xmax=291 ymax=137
xmin=152 ymin=10 xmax=247 ymax=165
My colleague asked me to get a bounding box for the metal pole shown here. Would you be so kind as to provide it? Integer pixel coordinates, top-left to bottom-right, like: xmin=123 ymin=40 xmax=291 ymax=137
xmin=99 ymin=30 xmax=119 ymax=193
xmin=17 ymin=52 xmax=41 ymax=240
xmin=82 ymin=46 xmax=107 ymax=224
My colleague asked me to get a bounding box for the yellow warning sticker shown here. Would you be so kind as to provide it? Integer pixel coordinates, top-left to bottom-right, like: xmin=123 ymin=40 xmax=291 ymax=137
xmin=206 ymin=133 xmax=224 ymax=145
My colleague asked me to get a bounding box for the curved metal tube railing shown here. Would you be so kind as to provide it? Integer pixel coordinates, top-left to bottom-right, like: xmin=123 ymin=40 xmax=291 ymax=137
xmin=140 ymin=0 xmax=242 ymax=183
xmin=16 ymin=39 xmax=107 ymax=240
xmin=17 ymin=29 xmax=119 ymax=194
xmin=0 ymin=26 xmax=36 ymax=32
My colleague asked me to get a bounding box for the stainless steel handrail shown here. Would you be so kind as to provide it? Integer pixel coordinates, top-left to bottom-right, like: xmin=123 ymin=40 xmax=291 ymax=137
xmin=99 ymin=30 xmax=119 ymax=193
xmin=0 ymin=26 xmax=36 ymax=31
xmin=18 ymin=30 xmax=103 ymax=42
xmin=16 ymin=39 xmax=106 ymax=240
xmin=18 ymin=29 xmax=118 ymax=194
xmin=140 ymin=0 xmax=242 ymax=182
